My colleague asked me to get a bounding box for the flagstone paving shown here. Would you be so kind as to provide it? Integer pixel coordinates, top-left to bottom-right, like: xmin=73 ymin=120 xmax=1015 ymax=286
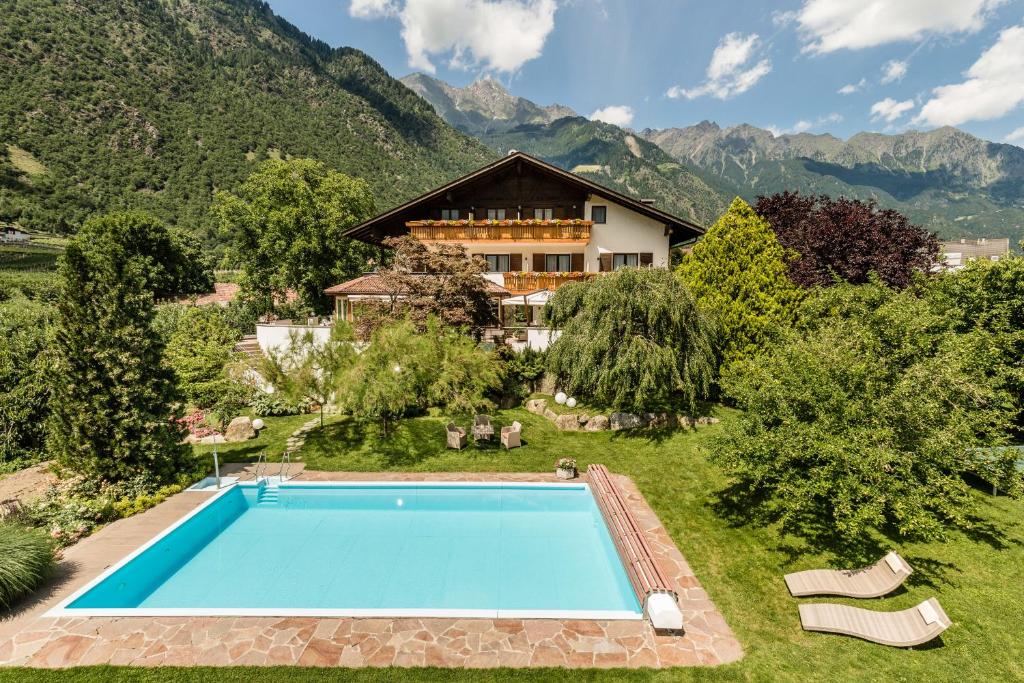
xmin=0 ymin=470 xmax=742 ymax=669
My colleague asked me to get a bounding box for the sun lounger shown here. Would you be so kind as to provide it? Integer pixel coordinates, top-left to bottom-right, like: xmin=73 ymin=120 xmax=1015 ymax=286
xmin=785 ymin=551 xmax=913 ymax=598
xmin=799 ymin=598 xmax=951 ymax=648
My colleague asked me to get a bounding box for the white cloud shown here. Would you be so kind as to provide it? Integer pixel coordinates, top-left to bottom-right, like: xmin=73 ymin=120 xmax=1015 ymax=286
xmin=349 ymin=0 xmax=397 ymax=18
xmin=821 ymin=112 xmax=844 ymax=124
xmin=589 ymin=105 xmax=635 ymax=127
xmin=792 ymin=120 xmax=813 ymax=133
xmin=796 ymin=0 xmax=1004 ymax=54
xmin=915 ymin=24 xmax=1024 ymax=127
xmin=351 ymin=0 xmax=557 ymax=74
xmin=667 ymin=32 xmax=771 ymax=100
xmin=776 ymin=113 xmax=844 ymax=135
xmin=1007 ymin=126 xmax=1024 ymax=144
xmin=838 ymin=78 xmax=866 ymax=95
xmin=871 ymin=97 xmax=915 ymax=122
xmin=765 ymin=125 xmax=784 ymax=137
xmin=881 ymin=60 xmax=908 ymax=84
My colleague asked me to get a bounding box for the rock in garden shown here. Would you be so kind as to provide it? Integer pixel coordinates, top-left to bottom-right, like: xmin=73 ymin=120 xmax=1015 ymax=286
xmin=610 ymin=412 xmax=646 ymax=430
xmin=555 ymin=414 xmax=581 ymax=431
xmin=543 ymin=408 xmax=558 ymax=421
xmin=525 ymin=398 xmax=548 ymax=415
xmin=584 ymin=415 xmax=610 ymax=431
xmin=677 ymin=415 xmax=695 ymax=429
xmin=696 ymin=416 xmax=720 ymax=425
xmin=577 ymin=414 xmax=591 ymax=425
xmin=224 ymin=416 xmax=256 ymax=442
xmin=199 ymin=434 xmax=227 ymax=445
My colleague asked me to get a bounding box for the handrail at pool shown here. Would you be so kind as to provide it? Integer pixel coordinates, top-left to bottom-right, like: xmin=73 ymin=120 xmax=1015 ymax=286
xmin=587 ymin=464 xmax=678 ymax=605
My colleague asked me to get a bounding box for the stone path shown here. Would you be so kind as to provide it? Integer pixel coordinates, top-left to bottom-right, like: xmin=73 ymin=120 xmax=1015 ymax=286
xmin=284 ymin=418 xmax=321 ymax=455
xmin=0 ymin=470 xmax=743 ymax=669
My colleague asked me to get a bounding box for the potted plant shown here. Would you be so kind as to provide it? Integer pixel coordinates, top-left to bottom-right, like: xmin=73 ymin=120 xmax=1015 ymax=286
xmin=555 ymin=457 xmax=577 ymax=480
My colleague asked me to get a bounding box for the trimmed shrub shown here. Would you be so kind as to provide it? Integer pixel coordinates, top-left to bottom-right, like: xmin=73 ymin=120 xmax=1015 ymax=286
xmin=0 ymin=522 xmax=56 ymax=609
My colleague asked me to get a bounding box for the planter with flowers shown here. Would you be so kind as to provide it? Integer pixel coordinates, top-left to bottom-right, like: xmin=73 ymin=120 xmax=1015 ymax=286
xmin=555 ymin=457 xmax=578 ymax=480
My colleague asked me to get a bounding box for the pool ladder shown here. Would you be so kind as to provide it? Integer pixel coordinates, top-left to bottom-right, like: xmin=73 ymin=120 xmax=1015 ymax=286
xmin=256 ymin=479 xmax=280 ymax=506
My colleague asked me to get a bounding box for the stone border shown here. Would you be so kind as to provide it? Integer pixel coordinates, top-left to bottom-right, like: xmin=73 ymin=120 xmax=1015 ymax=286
xmin=0 ymin=470 xmax=742 ymax=669
xmin=524 ymin=398 xmax=719 ymax=432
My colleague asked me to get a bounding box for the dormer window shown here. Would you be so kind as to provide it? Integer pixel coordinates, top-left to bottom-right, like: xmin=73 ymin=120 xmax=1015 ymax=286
xmin=441 ymin=208 xmax=459 ymax=220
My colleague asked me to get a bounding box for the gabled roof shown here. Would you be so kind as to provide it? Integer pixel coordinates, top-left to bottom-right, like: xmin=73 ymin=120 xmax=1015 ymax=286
xmin=345 ymin=151 xmax=705 ymax=246
xmin=324 ymin=272 xmax=510 ymax=297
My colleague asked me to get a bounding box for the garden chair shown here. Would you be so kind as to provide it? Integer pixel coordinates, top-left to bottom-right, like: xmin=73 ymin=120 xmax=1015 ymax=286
xmin=785 ymin=551 xmax=913 ymax=598
xmin=446 ymin=423 xmax=467 ymax=450
xmin=799 ymin=597 xmax=951 ymax=648
xmin=501 ymin=421 xmax=522 ymax=449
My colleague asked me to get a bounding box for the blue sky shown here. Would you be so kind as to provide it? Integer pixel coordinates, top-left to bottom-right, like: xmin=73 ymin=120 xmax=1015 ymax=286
xmin=267 ymin=0 xmax=1024 ymax=144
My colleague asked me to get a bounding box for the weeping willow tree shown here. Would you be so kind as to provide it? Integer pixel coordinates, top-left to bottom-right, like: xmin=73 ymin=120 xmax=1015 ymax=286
xmin=546 ymin=268 xmax=717 ymax=412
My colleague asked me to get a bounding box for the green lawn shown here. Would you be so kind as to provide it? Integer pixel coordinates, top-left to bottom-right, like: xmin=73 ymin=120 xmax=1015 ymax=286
xmin=8 ymin=408 xmax=1024 ymax=681
xmin=191 ymin=412 xmax=320 ymax=465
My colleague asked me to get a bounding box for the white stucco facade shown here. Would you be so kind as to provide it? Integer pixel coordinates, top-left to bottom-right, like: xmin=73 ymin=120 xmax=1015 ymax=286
xmin=584 ymin=196 xmax=671 ymax=269
xmin=255 ymin=323 xmax=332 ymax=355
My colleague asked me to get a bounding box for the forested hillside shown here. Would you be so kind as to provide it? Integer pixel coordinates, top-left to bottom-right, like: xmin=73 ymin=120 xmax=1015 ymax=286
xmin=0 ymin=0 xmax=494 ymax=241
xmin=480 ymin=117 xmax=729 ymax=227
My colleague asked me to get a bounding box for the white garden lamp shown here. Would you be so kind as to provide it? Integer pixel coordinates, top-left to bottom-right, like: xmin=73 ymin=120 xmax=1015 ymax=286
xmin=566 ymin=397 xmax=577 ymax=408
xmin=554 ymin=392 xmax=567 ymax=405
xmin=252 ymin=418 xmax=265 ymax=431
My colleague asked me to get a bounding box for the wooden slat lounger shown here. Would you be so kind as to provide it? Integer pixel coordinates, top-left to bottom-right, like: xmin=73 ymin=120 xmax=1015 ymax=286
xmin=785 ymin=552 xmax=913 ymax=598
xmin=799 ymin=598 xmax=951 ymax=648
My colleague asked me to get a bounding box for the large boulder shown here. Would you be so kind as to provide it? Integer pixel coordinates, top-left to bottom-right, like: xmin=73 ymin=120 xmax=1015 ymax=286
xmin=610 ymin=412 xmax=647 ymax=430
xmin=676 ymin=415 xmax=695 ymax=429
xmin=224 ymin=416 xmax=256 ymax=442
xmin=525 ymin=398 xmax=548 ymax=415
xmin=543 ymin=408 xmax=559 ymax=421
xmin=554 ymin=414 xmax=581 ymax=431
xmin=696 ymin=416 xmax=720 ymax=425
xmin=584 ymin=415 xmax=610 ymax=431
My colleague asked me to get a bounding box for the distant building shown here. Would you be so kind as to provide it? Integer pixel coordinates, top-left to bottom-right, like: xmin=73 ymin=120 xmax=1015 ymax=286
xmin=938 ymin=238 xmax=1011 ymax=271
xmin=0 ymin=226 xmax=30 ymax=243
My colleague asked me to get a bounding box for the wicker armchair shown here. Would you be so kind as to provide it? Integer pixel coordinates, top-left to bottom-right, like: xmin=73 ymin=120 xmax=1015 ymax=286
xmin=446 ymin=423 xmax=467 ymax=450
xmin=501 ymin=421 xmax=522 ymax=450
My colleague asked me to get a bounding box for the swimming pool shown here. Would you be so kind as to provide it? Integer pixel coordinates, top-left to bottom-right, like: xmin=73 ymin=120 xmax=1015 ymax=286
xmin=49 ymin=482 xmax=643 ymax=619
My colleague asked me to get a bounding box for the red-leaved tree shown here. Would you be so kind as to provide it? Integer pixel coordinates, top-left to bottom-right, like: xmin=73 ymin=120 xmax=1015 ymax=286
xmin=755 ymin=192 xmax=939 ymax=288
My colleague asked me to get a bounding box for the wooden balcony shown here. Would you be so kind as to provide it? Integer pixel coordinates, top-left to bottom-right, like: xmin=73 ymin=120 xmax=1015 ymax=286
xmin=408 ymin=219 xmax=591 ymax=243
xmin=502 ymin=271 xmax=597 ymax=294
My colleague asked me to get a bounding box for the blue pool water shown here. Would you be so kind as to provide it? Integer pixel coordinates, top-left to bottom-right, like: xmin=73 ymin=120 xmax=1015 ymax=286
xmin=64 ymin=483 xmax=641 ymax=617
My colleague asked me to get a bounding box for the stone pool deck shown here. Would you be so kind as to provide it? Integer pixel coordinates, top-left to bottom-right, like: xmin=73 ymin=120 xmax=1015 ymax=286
xmin=0 ymin=470 xmax=742 ymax=669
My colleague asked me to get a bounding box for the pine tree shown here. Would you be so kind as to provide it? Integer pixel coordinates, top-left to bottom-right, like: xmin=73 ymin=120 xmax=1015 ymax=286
xmin=47 ymin=214 xmax=189 ymax=483
xmin=678 ymin=197 xmax=803 ymax=364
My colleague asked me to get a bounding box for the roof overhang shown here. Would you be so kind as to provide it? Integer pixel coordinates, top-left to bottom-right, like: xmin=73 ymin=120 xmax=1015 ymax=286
xmin=345 ymin=151 xmax=705 ymax=247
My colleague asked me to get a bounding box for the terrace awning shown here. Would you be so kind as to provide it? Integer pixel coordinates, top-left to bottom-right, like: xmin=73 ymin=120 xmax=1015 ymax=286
xmin=500 ymin=289 xmax=553 ymax=307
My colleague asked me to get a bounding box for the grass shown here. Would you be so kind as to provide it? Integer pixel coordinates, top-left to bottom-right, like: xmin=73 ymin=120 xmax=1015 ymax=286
xmin=8 ymin=408 xmax=1024 ymax=681
xmin=191 ymin=412 xmax=321 ymax=464
xmin=0 ymin=522 xmax=56 ymax=609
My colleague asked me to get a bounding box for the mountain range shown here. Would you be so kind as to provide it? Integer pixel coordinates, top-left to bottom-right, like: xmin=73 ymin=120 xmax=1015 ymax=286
xmin=0 ymin=0 xmax=492 ymax=242
xmin=404 ymin=74 xmax=1024 ymax=242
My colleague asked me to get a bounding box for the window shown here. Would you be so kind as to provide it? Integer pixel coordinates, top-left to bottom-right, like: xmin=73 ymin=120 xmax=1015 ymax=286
xmin=613 ymin=253 xmax=639 ymax=270
xmin=591 ymin=206 xmax=607 ymax=224
xmin=484 ymin=254 xmax=510 ymax=272
xmin=546 ymin=254 xmax=572 ymax=272
xmin=486 ymin=208 xmax=506 ymax=220
xmin=440 ymin=208 xmax=459 ymax=220
xmin=534 ymin=208 xmax=553 ymax=220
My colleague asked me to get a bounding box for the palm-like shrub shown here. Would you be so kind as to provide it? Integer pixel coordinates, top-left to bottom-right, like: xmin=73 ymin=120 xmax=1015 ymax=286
xmin=0 ymin=522 xmax=56 ymax=609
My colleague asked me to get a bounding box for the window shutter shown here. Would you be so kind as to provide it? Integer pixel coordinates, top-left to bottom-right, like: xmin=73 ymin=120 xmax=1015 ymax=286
xmin=570 ymin=253 xmax=584 ymax=272
xmin=534 ymin=252 xmax=546 ymax=272
xmin=639 ymin=252 xmax=654 ymax=267
xmin=509 ymin=253 xmax=523 ymax=271
xmin=599 ymin=253 xmax=612 ymax=272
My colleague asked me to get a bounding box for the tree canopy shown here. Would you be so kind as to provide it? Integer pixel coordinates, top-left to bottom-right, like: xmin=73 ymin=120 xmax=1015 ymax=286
xmin=755 ymin=191 xmax=939 ymax=288
xmin=678 ymin=197 xmax=802 ymax=364
xmin=352 ymin=236 xmax=495 ymax=339
xmin=546 ymin=268 xmax=716 ymax=413
xmin=714 ymin=280 xmax=1019 ymax=543
xmin=47 ymin=214 xmax=190 ymax=483
xmin=215 ymin=158 xmax=377 ymax=313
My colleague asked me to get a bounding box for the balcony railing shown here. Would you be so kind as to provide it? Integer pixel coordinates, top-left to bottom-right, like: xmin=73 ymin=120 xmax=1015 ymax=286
xmin=502 ymin=271 xmax=597 ymax=293
xmin=408 ymin=219 xmax=591 ymax=243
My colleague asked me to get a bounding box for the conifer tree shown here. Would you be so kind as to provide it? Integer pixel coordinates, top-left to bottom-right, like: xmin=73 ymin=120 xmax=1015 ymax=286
xmin=678 ymin=197 xmax=803 ymax=364
xmin=47 ymin=214 xmax=189 ymax=483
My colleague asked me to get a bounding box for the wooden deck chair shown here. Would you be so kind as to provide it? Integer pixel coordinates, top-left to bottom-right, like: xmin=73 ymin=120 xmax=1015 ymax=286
xmin=785 ymin=552 xmax=913 ymax=598
xmin=799 ymin=598 xmax=951 ymax=648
